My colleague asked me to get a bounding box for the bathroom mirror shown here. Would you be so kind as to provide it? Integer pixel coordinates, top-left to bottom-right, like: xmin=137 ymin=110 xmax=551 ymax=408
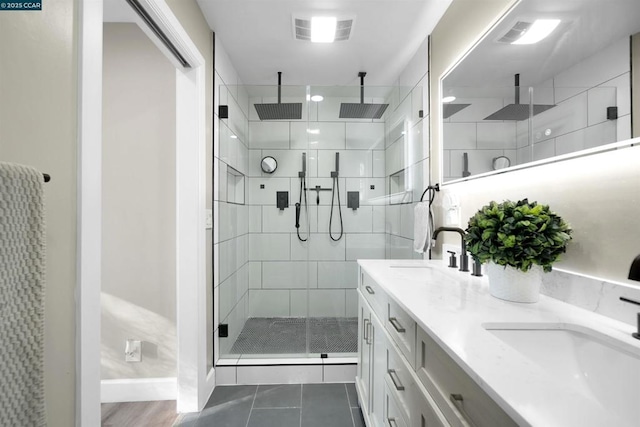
xmin=441 ymin=0 xmax=639 ymax=182
xmin=261 ymin=156 xmax=277 ymax=174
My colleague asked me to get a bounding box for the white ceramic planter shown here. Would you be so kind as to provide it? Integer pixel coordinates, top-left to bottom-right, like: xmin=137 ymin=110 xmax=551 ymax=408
xmin=486 ymin=263 xmax=542 ymax=303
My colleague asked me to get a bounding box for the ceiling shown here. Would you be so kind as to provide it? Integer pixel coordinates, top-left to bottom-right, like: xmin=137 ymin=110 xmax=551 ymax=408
xmin=196 ymin=0 xmax=451 ymax=86
xmin=444 ymin=0 xmax=640 ymax=90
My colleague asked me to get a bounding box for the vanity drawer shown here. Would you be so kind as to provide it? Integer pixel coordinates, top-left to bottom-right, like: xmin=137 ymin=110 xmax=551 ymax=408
xmin=360 ymin=269 xmax=387 ymax=320
xmin=386 ymin=299 xmax=416 ymax=369
xmin=386 ymin=338 xmax=416 ymax=424
xmin=384 ymin=381 xmax=409 ymax=427
xmin=412 ymin=380 xmax=450 ymax=427
xmin=416 ymin=328 xmax=517 ymax=427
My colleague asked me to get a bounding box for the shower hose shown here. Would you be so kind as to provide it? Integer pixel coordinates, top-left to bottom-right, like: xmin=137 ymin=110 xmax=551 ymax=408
xmin=296 ymin=174 xmax=308 ymax=242
xmin=329 ymin=175 xmax=343 ymax=241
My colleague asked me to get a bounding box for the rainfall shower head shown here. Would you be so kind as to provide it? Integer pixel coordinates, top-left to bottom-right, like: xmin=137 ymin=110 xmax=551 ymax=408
xmin=484 ymin=74 xmax=555 ymax=121
xmin=254 ymin=72 xmax=302 ymax=120
xmin=339 ymin=72 xmax=389 ymax=119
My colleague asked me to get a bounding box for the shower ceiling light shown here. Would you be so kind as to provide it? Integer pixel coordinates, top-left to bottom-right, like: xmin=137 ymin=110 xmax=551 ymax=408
xmin=442 ymin=96 xmax=456 ymax=103
xmin=311 ymin=17 xmax=337 ymax=43
xmin=511 ymin=19 xmax=560 ymax=45
xmin=310 ymin=95 xmax=324 ymax=102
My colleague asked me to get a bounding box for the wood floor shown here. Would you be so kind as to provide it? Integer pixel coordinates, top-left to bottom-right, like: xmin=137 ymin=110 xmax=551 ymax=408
xmin=101 ymin=400 xmax=180 ymax=427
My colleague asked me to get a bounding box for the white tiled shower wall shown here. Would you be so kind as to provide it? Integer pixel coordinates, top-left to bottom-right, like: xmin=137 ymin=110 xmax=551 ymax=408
xmin=214 ymin=37 xmax=251 ymax=358
xmin=245 ymin=104 xmax=386 ymax=320
xmin=444 ymin=36 xmax=631 ymax=180
xmin=385 ymin=36 xmax=431 ymax=260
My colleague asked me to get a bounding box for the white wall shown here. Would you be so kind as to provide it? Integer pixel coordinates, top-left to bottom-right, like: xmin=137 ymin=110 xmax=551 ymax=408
xmin=165 ymin=0 xmax=215 ymax=371
xmin=0 ymin=1 xmax=77 ymax=424
xmin=430 ymin=0 xmax=640 ymax=284
xmin=101 ymin=23 xmax=177 ymax=380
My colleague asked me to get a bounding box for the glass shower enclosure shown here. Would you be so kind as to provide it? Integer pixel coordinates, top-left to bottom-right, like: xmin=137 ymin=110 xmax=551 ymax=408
xmin=215 ymin=81 xmax=426 ymax=361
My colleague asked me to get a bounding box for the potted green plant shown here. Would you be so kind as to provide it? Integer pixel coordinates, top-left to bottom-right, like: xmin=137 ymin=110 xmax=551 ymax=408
xmin=465 ymin=199 xmax=572 ymax=302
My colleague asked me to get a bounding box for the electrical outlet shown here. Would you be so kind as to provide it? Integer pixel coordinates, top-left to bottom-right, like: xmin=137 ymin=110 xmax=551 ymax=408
xmin=125 ymin=339 xmax=142 ymax=362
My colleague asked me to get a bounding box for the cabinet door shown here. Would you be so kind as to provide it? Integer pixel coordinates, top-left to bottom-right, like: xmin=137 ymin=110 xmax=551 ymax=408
xmin=370 ymin=308 xmax=387 ymax=427
xmin=358 ymin=297 xmax=372 ymax=414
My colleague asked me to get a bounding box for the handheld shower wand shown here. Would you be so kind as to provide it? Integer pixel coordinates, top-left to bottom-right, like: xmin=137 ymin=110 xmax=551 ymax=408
xmin=296 ymin=153 xmax=308 ymax=242
xmin=329 ymin=152 xmax=344 ymax=241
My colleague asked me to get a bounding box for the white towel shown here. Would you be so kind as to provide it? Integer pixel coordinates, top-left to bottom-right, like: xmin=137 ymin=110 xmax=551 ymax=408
xmin=0 ymin=162 xmax=47 ymax=427
xmin=413 ymin=202 xmax=432 ymax=253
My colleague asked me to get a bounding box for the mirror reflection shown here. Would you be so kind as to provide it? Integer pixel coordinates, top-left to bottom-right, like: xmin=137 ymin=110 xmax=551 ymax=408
xmin=442 ymin=0 xmax=639 ymax=182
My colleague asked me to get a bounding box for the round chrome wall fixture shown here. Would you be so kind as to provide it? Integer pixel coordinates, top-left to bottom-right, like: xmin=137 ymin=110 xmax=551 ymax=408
xmin=261 ymin=156 xmax=277 ymax=174
xmin=492 ymin=156 xmax=511 ymax=170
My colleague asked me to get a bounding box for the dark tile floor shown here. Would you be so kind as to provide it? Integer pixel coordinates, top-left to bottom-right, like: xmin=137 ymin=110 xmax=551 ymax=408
xmin=174 ymin=383 xmax=364 ymax=427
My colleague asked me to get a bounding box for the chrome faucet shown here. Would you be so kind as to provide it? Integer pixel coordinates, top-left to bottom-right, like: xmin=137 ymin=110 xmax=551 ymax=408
xmin=432 ymin=227 xmax=469 ymax=272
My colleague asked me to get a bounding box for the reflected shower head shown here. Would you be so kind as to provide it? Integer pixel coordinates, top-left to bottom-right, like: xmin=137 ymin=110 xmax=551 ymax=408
xmin=254 ymin=72 xmax=302 ymax=120
xmin=339 ymin=72 xmax=389 ymax=119
xmin=484 ymin=74 xmax=555 ymax=121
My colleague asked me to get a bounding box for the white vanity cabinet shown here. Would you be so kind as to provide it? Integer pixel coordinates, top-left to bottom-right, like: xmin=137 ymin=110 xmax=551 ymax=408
xmin=357 ymin=265 xmax=517 ymax=427
xmin=358 ymin=291 xmax=386 ymax=427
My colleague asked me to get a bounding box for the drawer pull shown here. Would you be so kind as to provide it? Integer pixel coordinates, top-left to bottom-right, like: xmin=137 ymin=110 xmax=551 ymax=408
xmin=389 ymin=317 xmax=406 ymax=333
xmin=387 ymin=418 xmax=398 ymax=427
xmin=388 ymin=369 xmax=405 ymax=391
xmin=450 ymin=393 xmax=478 ymax=427
xmin=365 ymin=285 xmax=375 ymax=295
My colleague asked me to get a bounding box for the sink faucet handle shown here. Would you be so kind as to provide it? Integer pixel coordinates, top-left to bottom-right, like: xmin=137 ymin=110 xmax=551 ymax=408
xmin=619 ymin=297 xmax=640 ymax=340
xmin=446 ymin=251 xmax=458 ymax=269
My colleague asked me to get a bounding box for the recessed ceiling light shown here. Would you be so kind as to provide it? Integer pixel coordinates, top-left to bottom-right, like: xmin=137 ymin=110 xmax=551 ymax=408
xmin=307 ymin=129 xmax=320 ymax=135
xmin=512 ymin=19 xmax=560 ymax=45
xmin=311 ymin=17 xmax=337 ymax=43
xmin=230 ymin=135 xmax=238 ymax=139
xmin=442 ymin=96 xmax=456 ymax=103
xmin=310 ymin=95 xmax=324 ymax=102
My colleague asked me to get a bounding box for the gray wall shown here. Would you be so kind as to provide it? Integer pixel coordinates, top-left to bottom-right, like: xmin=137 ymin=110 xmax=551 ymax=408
xmin=430 ymin=0 xmax=640 ymax=284
xmin=101 ymin=23 xmax=177 ymax=379
xmin=0 ymin=1 xmax=77 ymax=424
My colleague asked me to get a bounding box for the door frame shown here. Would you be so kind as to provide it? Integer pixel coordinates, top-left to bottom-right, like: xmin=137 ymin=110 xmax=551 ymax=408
xmin=77 ymin=0 xmax=212 ymax=424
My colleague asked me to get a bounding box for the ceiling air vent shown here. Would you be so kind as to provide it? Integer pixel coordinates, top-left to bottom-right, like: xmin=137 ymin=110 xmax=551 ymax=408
xmin=293 ymin=17 xmax=354 ymax=41
xmin=496 ymin=21 xmax=532 ymax=43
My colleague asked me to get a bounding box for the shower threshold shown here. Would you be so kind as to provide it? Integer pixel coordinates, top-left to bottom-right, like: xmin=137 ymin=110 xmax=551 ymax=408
xmin=228 ymin=317 xmax=358 ymax=356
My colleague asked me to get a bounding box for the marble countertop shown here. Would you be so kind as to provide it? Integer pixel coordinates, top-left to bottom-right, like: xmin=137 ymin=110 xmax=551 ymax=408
xmin=358 ymin=259 xmax=640 ymax=427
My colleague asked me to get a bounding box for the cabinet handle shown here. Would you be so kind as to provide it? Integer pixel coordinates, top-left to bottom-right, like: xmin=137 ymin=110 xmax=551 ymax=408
xmin=363 ymin=318 xmax=370 ymax=343
xmin=388 ymin=317 xmax=406 ymax=333
xmin=388 ymin=369 xmax=405 ymax=391
xmin=387 ymin=418 xmax=398 ymax=427
xmin=365 ymin=285 xmax=375 ymax=295
xmin=366 ymin=321 xmax=373 ymax=345
xmin=450 ymin=393 xmax=478 ymax=427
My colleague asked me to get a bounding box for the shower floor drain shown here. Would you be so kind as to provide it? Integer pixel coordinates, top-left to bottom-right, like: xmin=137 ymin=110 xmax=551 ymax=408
xmin=229 ymin=317 xmax=358 ymax=355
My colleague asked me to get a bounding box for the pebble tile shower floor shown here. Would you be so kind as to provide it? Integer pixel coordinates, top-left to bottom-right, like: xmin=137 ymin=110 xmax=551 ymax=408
xmin=175 ymin=383 xmax=364 ymax=427
xmin=230 ymin=317 xmax=358 ymax=354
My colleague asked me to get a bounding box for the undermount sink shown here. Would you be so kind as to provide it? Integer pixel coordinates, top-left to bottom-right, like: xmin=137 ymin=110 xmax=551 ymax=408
xmin=483 ymin=323 xmax=640 ymax=425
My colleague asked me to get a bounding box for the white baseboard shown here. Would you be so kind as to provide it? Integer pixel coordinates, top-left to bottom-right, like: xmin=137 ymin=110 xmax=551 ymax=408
xmin=101 ymin=377 xmax=177 ymax=403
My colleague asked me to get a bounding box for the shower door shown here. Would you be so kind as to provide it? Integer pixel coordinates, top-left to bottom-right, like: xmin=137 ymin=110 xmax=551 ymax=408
xmin=217 ymin=83 xmax=394 ymax=361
